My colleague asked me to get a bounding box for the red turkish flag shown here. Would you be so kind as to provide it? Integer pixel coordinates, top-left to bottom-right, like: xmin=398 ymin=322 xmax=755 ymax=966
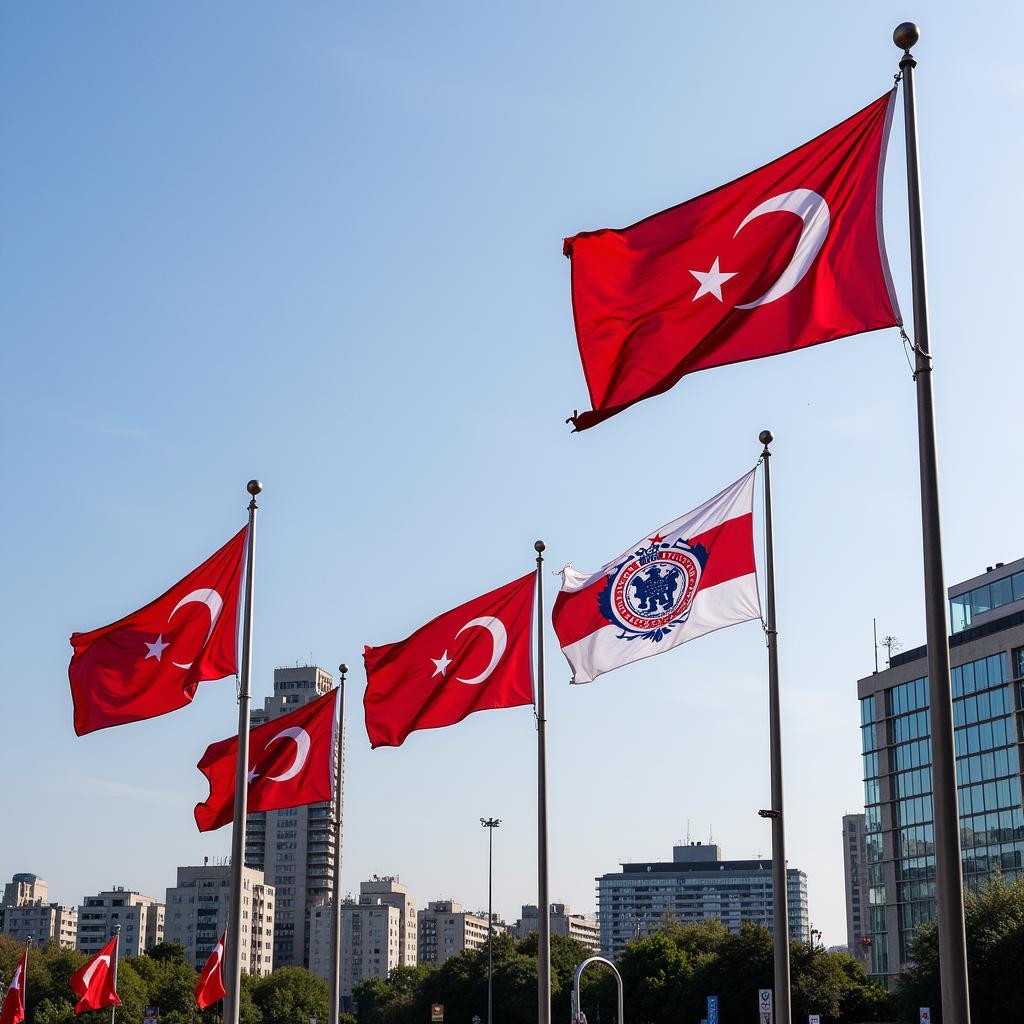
xmin=564 ymin=92 xmax=901 ymax=430
xmin=69 ymin=527 xmax=247 ymax=735
xmin=194 ymin=687 xmax=338 ymax=832
xmin=363 ymin=572 xmax=535 ymax=748
xmin=69 ymin=935 xmax=121 ymax=1015
xmin=194 ymin=930 xmax=227 ymax=1009
xmin=0 ymin=948 xmax=27 ymax=1024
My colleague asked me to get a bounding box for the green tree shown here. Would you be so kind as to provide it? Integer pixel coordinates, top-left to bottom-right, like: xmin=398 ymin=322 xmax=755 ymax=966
xmin=250 ymin=965 xmax=329 ymax=1024
xmin=896 ymin=873 xmax=1024 ymax=1023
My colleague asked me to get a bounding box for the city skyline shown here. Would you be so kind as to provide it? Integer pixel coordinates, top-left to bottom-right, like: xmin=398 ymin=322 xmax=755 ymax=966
xmin=4 ymin=0 xmax=1023 ymax=956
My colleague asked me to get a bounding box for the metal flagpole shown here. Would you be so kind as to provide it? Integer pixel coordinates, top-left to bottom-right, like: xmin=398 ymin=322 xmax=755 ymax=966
xmin=329 ymin=664 xmax=348 ymax=1024
xmin=758 ymin=431 xmax=791 ymax=1024
xmin=893 ymin=23 xmax=971 ymax=1024
xmin=111 ymin=924 xmax=121 ymax=1024
xmin=223 ymin=479 xmax=262 ymax=1024
xmin=480 ymin=817 xmax=501 ymax=1024
xmin=534 ymin=540 xmax=551 ymax=1024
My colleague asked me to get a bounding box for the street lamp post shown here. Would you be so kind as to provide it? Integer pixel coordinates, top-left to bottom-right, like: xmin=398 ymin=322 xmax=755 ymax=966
xmin=480 ymin=817 xmax=501 ymax=1024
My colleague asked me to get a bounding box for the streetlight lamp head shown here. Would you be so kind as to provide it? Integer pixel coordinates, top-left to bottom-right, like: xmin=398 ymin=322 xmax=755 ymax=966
xmin=893 ymin=22 xmax=919 ymax=51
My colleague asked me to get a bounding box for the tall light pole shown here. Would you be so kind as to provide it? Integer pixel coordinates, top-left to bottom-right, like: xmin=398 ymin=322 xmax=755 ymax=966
xmin=480 ymin=817 xmax=501 ymax=1024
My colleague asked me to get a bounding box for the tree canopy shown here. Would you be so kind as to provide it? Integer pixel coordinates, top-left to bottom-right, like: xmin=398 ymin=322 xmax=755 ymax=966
xmin=896 ymin=873 xmax=1024 ymax=1023
xmin=0 ymin=938 xmax=328 ymax=1024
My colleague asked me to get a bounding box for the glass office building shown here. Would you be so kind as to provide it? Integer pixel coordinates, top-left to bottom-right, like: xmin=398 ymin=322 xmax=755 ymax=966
xmin=857 ymin=557 xmax=1024 ymax=984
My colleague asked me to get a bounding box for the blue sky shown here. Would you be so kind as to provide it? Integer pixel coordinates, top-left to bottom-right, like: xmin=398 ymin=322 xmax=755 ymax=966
xmin=2 ymin=2 xmax=1022 ymax=948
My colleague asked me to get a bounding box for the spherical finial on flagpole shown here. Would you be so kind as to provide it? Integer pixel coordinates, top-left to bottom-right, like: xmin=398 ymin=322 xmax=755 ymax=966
xmin=247 ymin=479 xmax=263 ymax=496
xmin=893 ymin=22 xmax=919 ymax=51
xmin=339 ymin=663 xmax=348 ymax=678
xmin=534 ymin=540 xmax=545 ymax=553
xmin=759 ymin=430 xmax=774 ymax=447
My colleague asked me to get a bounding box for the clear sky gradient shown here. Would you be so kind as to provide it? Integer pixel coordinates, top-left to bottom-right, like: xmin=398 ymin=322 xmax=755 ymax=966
xmin=3 ymin=2 xmax=1022 ymax=947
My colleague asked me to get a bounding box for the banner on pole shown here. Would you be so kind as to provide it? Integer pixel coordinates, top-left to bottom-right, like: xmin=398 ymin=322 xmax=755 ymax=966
xmin=758 ymin=989 xmax=773 ymax=1024
xmin=707 ymin=995 xmax=719 ymax=1024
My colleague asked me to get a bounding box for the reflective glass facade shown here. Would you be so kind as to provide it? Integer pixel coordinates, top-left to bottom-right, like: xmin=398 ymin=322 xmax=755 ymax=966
xmin=858 ymin=564 xmax=1024 ymax=983
xmin=950 ymin=569 xmax=1024 ymax=632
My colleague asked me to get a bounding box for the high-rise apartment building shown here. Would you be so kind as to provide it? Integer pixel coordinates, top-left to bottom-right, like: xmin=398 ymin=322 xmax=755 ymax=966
xmin=857 ymin=556 xmax=1024 ymax=982
xmin=339 ymin=897 xmax=402 ymax=1010
xmin=841 ymin=814 xmax=870 ymax=968
xmin=358 ymin=878 xmax=416 ymax=966
xmin=164 ymin=864 xmax=274 ymax=977
xmin=417 ymin=900 xmax=492 ymax=964
xmin=2 ymin=874 xmax=48 ymax=908
xmin=596 ymin=842 xmax=809 ymax=959
xmin=77 ymin=888 xmax=164 ymax=957
xmin=245 ymin=665 xmax=341 ymax=969
xmin=513 ymin=904 xmax=600 ymax=952
xmin=2 ymin=903 xmax=78 ymax=948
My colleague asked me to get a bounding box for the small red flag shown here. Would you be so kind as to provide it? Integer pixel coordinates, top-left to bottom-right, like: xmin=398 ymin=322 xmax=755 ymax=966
xmin=69 ymin=935 xmax=121 ymax=1015
xmin=563 ymin=92 xmax=900 ymax=430
xmin=69 ymin=527 xmax=247 ymax=736
xmin=195 ymin=930 xmax=227 ymax=1009
xmin=0 ymin=948 xmax=27 ymax=1024
xmin=363 ymin=572 xmax=535 ymax=749
xmin=194 ymin=687 xmax=338 ymax=832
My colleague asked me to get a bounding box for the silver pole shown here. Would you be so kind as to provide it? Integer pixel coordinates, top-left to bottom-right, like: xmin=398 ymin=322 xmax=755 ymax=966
xmin=759 ymin=431 xmax=791 ymax=1024
xmin=329 ymin=665 xmax=348 ymax=1024
xmin=481 ymin=817 xmax=501 ymax=1024
xmin=223 ymin=479 xmax=262 ymax=1024
xmin=534 ymin=540 xmax=551 ymax=1024
xmin=111 ymin=924 xmax=121 ymax=1024
xmin=893 ymin=22 xmax=970 ymax=1024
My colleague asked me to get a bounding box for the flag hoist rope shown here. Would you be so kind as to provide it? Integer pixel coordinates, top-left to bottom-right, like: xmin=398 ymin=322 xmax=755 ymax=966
xmin=893 ymin=23 xmax=971 ymax=1024
xmin=223 ymin=479 xmax=261 ymax=1024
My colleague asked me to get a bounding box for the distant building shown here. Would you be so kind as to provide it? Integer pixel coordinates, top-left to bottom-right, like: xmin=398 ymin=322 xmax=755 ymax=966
xmin=418 ymin=900 xmax=492 ymax=964
xmin=77 ymin=888 xmax=164 ymax=958
xmin=339 ymin=897 xmax=401 ymax=1010
xmin=359 ymin=878 xmax=416 ymax=966
xmin=857 ymin=556 xmax=1024 ymax=982
xmin=164 ymin=864 xmax=274 ymax=976
xmin=2 ymin=873 xmax=48 ymax=908
xmin=513 ymin=903 xmax=600 ymax=953
xmin=596 ymin=842 xmax=809 ymax=958
xmin=245 ymin=665 xmax=341 ymax=970
xmin=2 ymin=903 xmax=78 ymax=949
xmin=841 ymin=814 xmax=870 ymax=969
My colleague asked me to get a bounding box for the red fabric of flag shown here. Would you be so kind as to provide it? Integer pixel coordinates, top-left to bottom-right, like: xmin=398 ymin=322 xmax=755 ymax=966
xmin=194 ymin=687 xmax=337 ymax=832
xmin=69 ymin=527 xmax=247 ymax=736
xmin=564 ymin=92 xmax=901 ymax=430
xmin=363 ymin=572 xmax=535 ymax=748
xmin=69 ymin=935 xmax=121 ymax=1015
xmin=195 ymin=930 xmax=227 ymax=1009
xmin=0 ymin=948 xmax=27 ymax=1024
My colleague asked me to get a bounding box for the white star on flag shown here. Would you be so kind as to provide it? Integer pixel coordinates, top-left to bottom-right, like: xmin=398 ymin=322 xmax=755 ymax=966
xmin=430 ymin=651 xmax=452 ymax=677
xmin=689 ymin=257 xmax=737 ymax=302
xmin=145 ymin=634 xmax=170 ymax=661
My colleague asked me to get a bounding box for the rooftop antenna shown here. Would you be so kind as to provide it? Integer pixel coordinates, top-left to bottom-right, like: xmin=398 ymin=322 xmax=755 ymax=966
xmin=708 ymin=823 xmax=714 ymax=845
xmin=686 ymin=819 xmax=691 ymax=844
xmin=879 ymin=633 xmax=902 ymax=668
xmin=873 ymin=618 xmax=879 ymax=674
